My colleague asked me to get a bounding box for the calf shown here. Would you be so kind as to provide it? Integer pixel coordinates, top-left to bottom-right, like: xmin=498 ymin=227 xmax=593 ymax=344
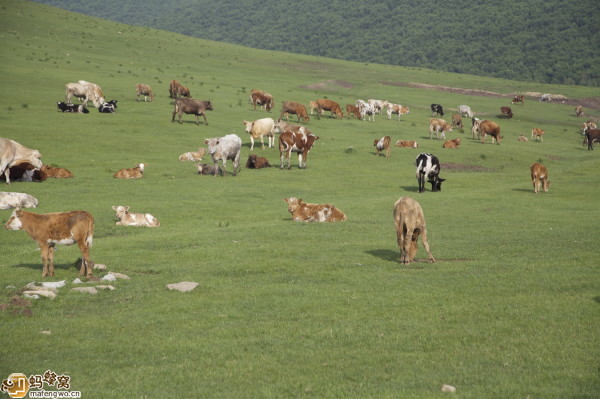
xmin=196 ymin=163 xmax=222 ymax=176
xmin=169 ymin=80 xmax=191 ymax=99
xmin=458 ymin=105 xmax=474 ymax=118
xmin=205 ymin=134 xmax=242 ymax=177
xmin=374 ymin=136 xmax=391 ymax=157
xmin=431 ymin=103 xmax=444 ymax=117
xmin=393 ymin=197 xmax=435 ymax=265
xmin=112 ymin=205 xmax=160 ymax=227
xmin=98 ymin=100 xmax=118 ymax=113
xmin=136 ymin=83 xmax=155 ymax=102
xmin=0 ymin=162 xmax=46 ymax=183
xmin=280 ymin=101 xmax=310 ymax=123
xmin=356 ymin=100 xmax=375 ymax=121
xmin=500 ymin=106 xmax=513 ymax=118
xmin=442 ymin=138 xmax=461 ymax=148
xmin=178 ymin=148 xmax=205 ymax=162
xmin=386 ymin=103 xmax=410 ymax=121
xmin=518 ymin=134 xmax=529 ymax=142
xmin=309 ymin=100 xmax=320 ymax=116
xmin=250 ymin=89 xmax=274 ymax=112
xmin=429 ymin=118 xmax=453 ymax=140
xmin=279 ymin=130 xmax=319 ymax=169
xmin=172 ymin=98 xmax=213 ymax=125
xmin=243 ymin=118 xmax=276 ymax=150
xmin=283 ymin=197 xmax=347 ymax=222
xmin=530 ymin=163 xmax=550 ymax=194
xmin=395 ymin=140 xmax=418 ymax=148
xmin=315 ymin=99 xmax=343 ymax=119
xmin=451 ymin=114 xmax=463 ymax=130
xmin=345 ymin=104 xmax=361 ymax=119
xmin=471 ymin=117 xmax=482 ymax=139
xmin=531 ymin=127 xmax=545 ymax=141
xmin=4 ymin=209 xmax=94 ymax=278
xmin=41 ymin=164 xmax=73 ymax=178
xmin=584 ymin=129 xmax=600 ymax=150
xmin=56 ymin=101 xmax=89 ymax=113
xmin=575 ymin=105 xmax=584 ymax=117
xmin=245 ymin=154 xmax=271 ymax=169
xmin=416 ymin=153 xmax=444 ymax=193
xmin=0 ymin=192 xmax=38 ymax=209
xmin=479 ymin=120 xmax=502 ymax=144
xmin=114 ymin=163 xmax=147 ymax=179
xmin=512 ymin=95 xmax=524 ymax=105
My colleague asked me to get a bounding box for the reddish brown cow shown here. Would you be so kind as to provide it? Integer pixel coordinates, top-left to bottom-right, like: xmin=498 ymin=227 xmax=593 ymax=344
xmin=245 ymin=154 xmax=271 ymax=169
xmin=345 ymin=104 xmax=361 ymax=119
xmin=5 ymin=209 xmax=94 ymax=277
xmin=531 ymin=128 xmax=545 ymax=141
xmin=315 ymin=99 xmax=343 ymax=119
xmin=442 ymin=138 xmax=461 ymax=148
xmin=279 ymin=130 xmax=319 ymax=169
xmin=395 ymin=140 xmax=418 ymax=148
xmin=169 ymin=80 xmax=191 ymax=99
xmin=41 ymin=164 xmax=73 ymax=178
xmin=584 ymin=129 xmax=600 ymax=150
xmin=280 ymin=101 xmax=310 ymax=123
xmin=500 ymin=106 xmax=513 ymax=118
xmin=283 ymin=197 xmax=347 ymax=222
xmin=250 ymin=89 xmax=274 ymax=112
xmin=512 ymin=95 xmax=524 ymax=105
xmin=451 ymin=114 xmax=463 ymax=130
xmin=114 ymin=163 xmax=147 ymax=179
xmin=479 ymin=120 xmax=502 ymax=144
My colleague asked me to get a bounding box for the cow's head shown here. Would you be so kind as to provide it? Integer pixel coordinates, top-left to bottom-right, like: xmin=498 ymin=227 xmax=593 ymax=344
xmin=205 ymin=138 xmax=219 ymax=154
xmin=5 ymin=209 xmax=23 ymax=230
xmin=429 ymin=176 xmax=445 ymax=192
xmin=112 ymin=206 xmax=129 ymax=218
xmin=243 ymin=121 xmax=253 ymax=133
xmin=283 ymin=197 xmax=301 ymax=214
xmin=205 ymin=101 xmax=213 ymax=111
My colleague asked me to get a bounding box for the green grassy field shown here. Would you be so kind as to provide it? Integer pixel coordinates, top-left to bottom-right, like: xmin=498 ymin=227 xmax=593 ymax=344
xmin=1 ymin=1 xmax=599 ymax=398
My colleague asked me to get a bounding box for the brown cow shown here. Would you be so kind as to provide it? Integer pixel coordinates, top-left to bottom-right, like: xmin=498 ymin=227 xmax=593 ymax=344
xmin=500 ymin=106 xmax=513 ymax=118
xmin=250 ymin=89 xmax=274 ymax=112
xmin=393 ymin=197 xmax=435 ymax=265
xmin=584 ymin=129 xmax=600 ymax=150
xmin=315 ymin=99 xmax=343 ymax=119
xmin=41 ymin=164 xmax=73 ymax=178
xmin=429 ymin=118 xmax=453 ymax=140
xmin=283 ymin=197 xmax=347 ymax=222
xmin=582 ymin=120 xmax=597 ymax=133
xmin=279 ymin=130 xmax=319 ymax=169
xmin=1 ymin=138 xmax=43 ymax=184
xmin=530 ymin=163 xmax=550 ymax=194
xmin=575 ymin=105 xmax=584 ymax=117
xmin=395 ymin=140 xmax=418 ymax=148
xmin=512 ymin=95 xmax=524 ymax=105
xmin=245 ymin=154 xmax=271 ymax=169
xmin=442 ymin=138 xmax=461 ymax=148
xmin=172 ymin=98 xmax=213 ymax=125
xmin=531 ymin=128 xmax=545 ymax=141
xmin=374 ymin=136 xmax=391 ymax=157
xmin=345 ymin=104 xmax=361 ymax=119
xmin=479 ymin=120 xmax=502 ymax=144
xmin=451 ymin=114 xmax=463 ymax=130
xmin=136 ymin=84 xmax=155 ymax=102
xmin=280 ymin=101 xmax=310 ymax=123
xmin=5 ymin=209 xmax=94 ymax=277
xmin=169 ymin=80 xmax=191 ymax=99
xmin=114 ymin=163 xmax=147 ymax=179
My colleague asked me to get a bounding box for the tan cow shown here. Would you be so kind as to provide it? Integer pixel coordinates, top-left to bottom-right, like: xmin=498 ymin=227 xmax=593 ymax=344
xmin=315 ymin=99 xmax=343 ymax=119
xmin=112 ymin=206 xmax=160 ymax=227
xmin=374 ymin=136 xmax=391 ymax=157
xmin=65 ymin=81 xmax=105 ymax=107
xmin=442 ymin=138 xmax=461 ymax=148
xmin=114 ymin=163 xmax=147 ymax=179
xmin=178 ymin=148 xmax=205 ymax=161
xmin=530 ymin=163 xmax=550 ymax=193
xmin=451 ymin=114 xmax=463 ymax=130
xmin=429 ymin=118 xmax=453 ymax=140
xmin=386 ymin=103 xmax=410 ymax=121
xmin=395 ymin=140 xmax=418 ymax=148
xmin=575 ymin=105 xmax=584 ymax=117
xmin=393 ymin=197 xmax=435 ymax=265
xmin=479 ymin=120 xmax=502 ymax=144
xmin=5 ymin=209 xmax=94 ymax=277
xmin=280 ymin=101 xmax=310 ymax=123
xmin=136 ymin=83 xmax=155 ymax=102
xmin=309 ymin=100 xmax=320 ymax=115
xmin=531 ymin=128 xmax=545 ymax=141
xmin=0 ymin=138 xmax=43 ymax=184
xmin=283 ymin=197 xmax=347 ymax=222
xmin=41 ymin=164 xmax=73 ymax=178
xmin=243 ymin=118 xmax=276 ymax=150
xmin=169 ymin=80 xmax=191 ymax=99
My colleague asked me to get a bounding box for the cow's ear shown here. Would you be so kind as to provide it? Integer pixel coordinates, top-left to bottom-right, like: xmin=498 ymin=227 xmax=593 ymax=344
xmin=204 ymin=139 xmax=209 ymax=144
xmin=438 ymin=178 xmax=446 ymax=183
xmin=283 ymin=198 xmax=289 ymax=203
xmin=124 ymin=206 xmax=130 ymax=211
xmin=112 ymin=206 xmax=117 ymax=210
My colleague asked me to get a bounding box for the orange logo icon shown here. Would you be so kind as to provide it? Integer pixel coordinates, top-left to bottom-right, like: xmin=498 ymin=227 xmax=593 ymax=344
xmin=1 ymin=373 xmax=30 ymax=398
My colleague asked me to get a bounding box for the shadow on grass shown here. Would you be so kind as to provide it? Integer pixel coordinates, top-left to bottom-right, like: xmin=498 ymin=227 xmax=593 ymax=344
xmin=400 ymin=186 xmax=420 ymax=193
xmin=12 ymin=260 xmax=81 ymax=273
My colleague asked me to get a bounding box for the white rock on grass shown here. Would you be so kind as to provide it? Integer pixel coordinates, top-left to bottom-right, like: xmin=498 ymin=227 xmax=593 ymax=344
xmin=166 ymin=282 xmax=199 ymax=292
xmin=103 ymin=272 xmax=130 ymax=281
xmin=41 ymin=280 xmax=66 ymax=289
xmin=96 ymin=285 xmax=116 ymax=291
xmin=93 ymin=264 xmax=108 ymax=270
xmin=71 ymin=287 xmax=98 ymax=295
xmin=22 ymin=289 xmax=57 ymax=299
xmin=441 ymin=384 xmax=456 ymax=393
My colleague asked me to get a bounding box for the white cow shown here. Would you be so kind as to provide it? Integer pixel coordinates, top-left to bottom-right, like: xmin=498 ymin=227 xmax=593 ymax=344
xmin=457 ymin=105 xmax=474 ymax=118
xmin=204 ymin=134 xmax=242 ymax=177
xmin=243 ymin=118 xmax=276 ymax=150
xmin=0 ymin=192 xmax=38 ymax=209
xmin=0 ymin=138 xmax=43 ymax=184
xmin=356 ymin=100 xmax=375 ymax=122
xmin=65 ymin=80 xmax=105 ymax=107
xmin=367 ymin=99 xmax=389 ymax=114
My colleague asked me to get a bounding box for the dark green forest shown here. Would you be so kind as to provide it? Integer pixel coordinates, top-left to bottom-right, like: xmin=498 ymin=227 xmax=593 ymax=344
xmin=32 ymin=0 xmax=600 ymax=86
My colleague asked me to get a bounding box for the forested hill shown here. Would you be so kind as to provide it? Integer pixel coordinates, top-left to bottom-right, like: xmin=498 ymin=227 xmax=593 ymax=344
xmin=32 ymin=0 xmax=600 ymax=87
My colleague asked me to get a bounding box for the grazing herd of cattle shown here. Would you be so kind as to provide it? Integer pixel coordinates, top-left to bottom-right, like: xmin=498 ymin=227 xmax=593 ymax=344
xmin=1 ymin=81 xmax=597 ymax=275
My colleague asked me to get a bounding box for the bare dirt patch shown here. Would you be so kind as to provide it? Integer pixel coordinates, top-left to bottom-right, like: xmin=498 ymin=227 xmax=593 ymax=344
xmin=382 ymin=82 xmax=600 ymax=111
xmin=441 ymin=162 xmax=494 ymax=172
xmin=301 ymin=79 xmax=353 ymax=90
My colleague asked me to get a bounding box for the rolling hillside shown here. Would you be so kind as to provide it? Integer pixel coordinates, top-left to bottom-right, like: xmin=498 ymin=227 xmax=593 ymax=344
xmin=31 ymin=0 xmax=600 ymax=87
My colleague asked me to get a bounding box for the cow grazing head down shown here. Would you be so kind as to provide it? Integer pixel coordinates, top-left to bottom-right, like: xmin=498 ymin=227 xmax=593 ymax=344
xmin=393 ymin=197 xmax=435 ymax=264
xmin=416 ymin=153 xmax=445 ymax=193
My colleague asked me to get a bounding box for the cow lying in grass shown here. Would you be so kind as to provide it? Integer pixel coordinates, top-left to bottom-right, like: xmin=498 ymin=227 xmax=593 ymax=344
xmin=0 ymin=191 xmax=38 ymax=209
xmin=393 ymin=196 xmax=435 ymax=265
xmin=57 ymin=101 xmax=89 ymax=113
xmin=395 ymin=140 xmax=418 ymax=148
xmin=112 ymin=206 xmax=160 ymax=227
xmin=245 ymin=154 xmax=271 ymax=169
xmin=41 ymin=164 xmax=73 ymax=178
xmin=196 ymin=163 xmax=222 ymax=176
xmin=283 ymin=197 xmax=347 ymax=222
xmin=178 ymin=148 xmax=205 ymax=161
xmin=114 ymin=163 xmax=147 ymax=179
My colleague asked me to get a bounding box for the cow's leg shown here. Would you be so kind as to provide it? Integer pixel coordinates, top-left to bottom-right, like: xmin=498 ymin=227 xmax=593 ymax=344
xmin=396 ymin=226 xmax=407 ymax=264
xmin=40 ymin=244 xmax=50 ymax=277
xmin=48 ymin=246 xmax=55 ymax=277
xmin=260 ymin=136 xmax=265 ymax=150
xmin=77 ymin=240 xmax=92 ymax=277
xmin=0 ymin=162 xmax=10 ymax=184
xmin=402 ymin=227 xmax=414 ymax=264
xmin=287 ymin=151 xmax=292 ymax=170
xmin=171 ymin=109 xmax=177 ymax=123
xmin=250 ymin=137 xmax=255 ymax=151
xmin=233 ymin=154 xmax=240 ymax=176
xmin=420 ymin=228 xmax=435 ymax=263
xmin=202 ymin=113 xmax=208 ymax=125
xmin=298 ymin=153 xmax=304 ymax=169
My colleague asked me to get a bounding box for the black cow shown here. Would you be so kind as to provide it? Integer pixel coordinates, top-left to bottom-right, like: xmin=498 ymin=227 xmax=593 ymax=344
xmin=416 ymin=153 xmax=445 ymax=193
xmin=57 ymin=101 xmax=89 ymax=113
xmin=431 ymin=104 xmax=444 ymax=117
xmin=98 ymin=100 xmax=118 ymax=113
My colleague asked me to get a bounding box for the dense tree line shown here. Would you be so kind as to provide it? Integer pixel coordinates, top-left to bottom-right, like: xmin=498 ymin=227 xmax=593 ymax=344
xmin=33 ymin=0 xmax=600 ymax=86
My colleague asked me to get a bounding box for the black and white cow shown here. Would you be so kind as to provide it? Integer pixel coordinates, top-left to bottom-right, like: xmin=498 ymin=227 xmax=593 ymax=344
xmin=431 ymin=104 xmax=444 ymax=117
xmin=98 ymin=100 xmax=118 ymax=113
xmin=57 ymin=101 xmax=89 ymax=113
xmin=416 ymin=153 xmax=445 ymax=193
